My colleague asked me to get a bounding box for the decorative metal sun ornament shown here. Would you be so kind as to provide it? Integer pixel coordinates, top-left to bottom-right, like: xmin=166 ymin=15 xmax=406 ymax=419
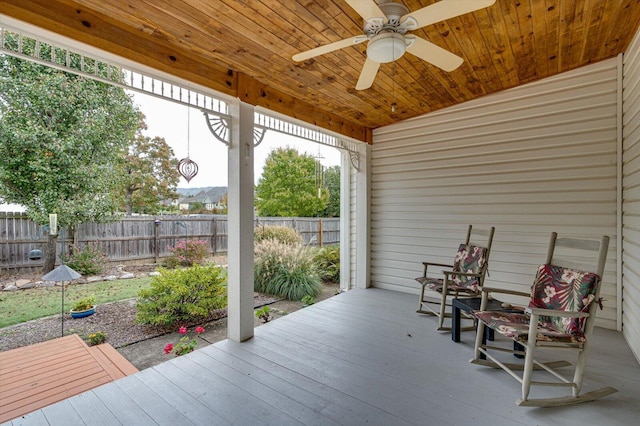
xmin=178 ymin=106 xmax=199 ymax=183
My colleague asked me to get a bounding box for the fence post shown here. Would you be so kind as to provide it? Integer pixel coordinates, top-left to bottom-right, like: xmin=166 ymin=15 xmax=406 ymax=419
xmin=318 ymin=218 xmax=323 ymax=247
xmin=154 ymin=219 xmax=160 ymax=264
xmin=212 ymin=217 xmax=217 ymax=255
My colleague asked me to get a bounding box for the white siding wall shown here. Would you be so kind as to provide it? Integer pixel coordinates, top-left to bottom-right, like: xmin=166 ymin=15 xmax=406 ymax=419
xmin=622 ymin=28 xmax=640 ymax=359
xmin=370 ymin=59 xmax=620 ymax=329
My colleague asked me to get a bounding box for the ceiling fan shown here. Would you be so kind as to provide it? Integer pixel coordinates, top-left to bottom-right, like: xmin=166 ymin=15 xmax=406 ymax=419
xmin=292 ymin=0 xmax=496 ymax=90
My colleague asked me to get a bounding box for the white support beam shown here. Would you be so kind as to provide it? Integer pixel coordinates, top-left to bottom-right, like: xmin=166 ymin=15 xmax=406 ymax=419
xmin=339 ymin=150 xmax=351 ymax=291
xmin=355 ymin=143 xmax=371 ymax=289
xmin=227 ymin=100 xmax=255 ymax=342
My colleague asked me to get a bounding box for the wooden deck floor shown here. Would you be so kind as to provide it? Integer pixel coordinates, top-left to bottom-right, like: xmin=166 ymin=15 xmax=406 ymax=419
xmin=3 ymin=288 xmax=640 ymax=425
xmin=0 ymin=334 xmax=138 ymax=423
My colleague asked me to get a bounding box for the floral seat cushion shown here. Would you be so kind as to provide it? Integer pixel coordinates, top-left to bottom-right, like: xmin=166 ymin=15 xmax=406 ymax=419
xmin=415 ymin=244 xmax=488 ymax=293
xmin=472 ymin=264 xmax=600 ymax=344
xmin=472 ymin=311 xmax=586 ymax=344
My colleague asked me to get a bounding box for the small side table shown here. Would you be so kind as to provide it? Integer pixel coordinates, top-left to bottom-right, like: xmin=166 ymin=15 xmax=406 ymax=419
xmin=451 ymin=297 xmax=502 ymax=342
xmin=451 ymin=297 xmax=525 ymax=358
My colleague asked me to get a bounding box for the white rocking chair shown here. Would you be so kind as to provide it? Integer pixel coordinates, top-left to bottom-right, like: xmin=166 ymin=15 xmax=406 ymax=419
xmin=415 ymin=225 xmax=495 ymax=330
xmin=470 ymin=232 xmax=617 ymax=407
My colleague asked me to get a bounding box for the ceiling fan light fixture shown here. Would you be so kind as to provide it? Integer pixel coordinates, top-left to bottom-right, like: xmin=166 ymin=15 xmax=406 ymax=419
xmin=367 ymin=32 xmax=405 ymax=63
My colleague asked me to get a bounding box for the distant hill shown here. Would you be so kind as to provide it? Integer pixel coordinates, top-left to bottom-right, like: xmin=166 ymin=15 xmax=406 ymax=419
xmin=177 ymin=187 xmax=226 ymax=198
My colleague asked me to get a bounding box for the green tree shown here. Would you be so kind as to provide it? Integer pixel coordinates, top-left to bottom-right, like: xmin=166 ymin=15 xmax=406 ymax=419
xmin=0 ymin=55 xmax=138 ymax=272
xmin=119 ymin=114 xmax=180 ymax=215
xmin=321 ymin=165 xmax=340 ymax=217
xmin=189 ymin=201 xmax=205 ymax=212
xmin=255 ymin=147 xmax=328 ymax=217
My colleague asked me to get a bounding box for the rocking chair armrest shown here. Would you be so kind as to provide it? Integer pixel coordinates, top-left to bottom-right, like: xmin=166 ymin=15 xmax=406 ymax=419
xmin=525 ymin=307 xmax=591 ymax=318
xmin=422 ymin=261 xmax=453 ymax=269
xmin=480 ymin=287 xmax=530 ymax=298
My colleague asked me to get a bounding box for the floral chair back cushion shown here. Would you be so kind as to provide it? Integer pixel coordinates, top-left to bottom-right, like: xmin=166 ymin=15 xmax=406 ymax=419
xmin=529 ymin=264 xmax=600 ymax=337
xmin=452 ymin=244 xmax=488 ymax=291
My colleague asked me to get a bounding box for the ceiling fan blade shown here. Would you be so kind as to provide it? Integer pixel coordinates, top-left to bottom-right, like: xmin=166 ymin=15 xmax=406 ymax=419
xmin=356 ymin=58 xmax=380 ymax=90
xmin=345 ymin=0 xmax=386 ymax=21
xmin=402 ymin=0 xmax=496 ymax=30
xmin=293 ymin=35 xmax=367 ymax=62
xmin=405 ymin=36 xmax=463 ymax=72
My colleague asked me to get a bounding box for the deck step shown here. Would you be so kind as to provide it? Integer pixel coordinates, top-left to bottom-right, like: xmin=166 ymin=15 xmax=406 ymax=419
xmin=0 ymin=334 xmax=138 ymax=423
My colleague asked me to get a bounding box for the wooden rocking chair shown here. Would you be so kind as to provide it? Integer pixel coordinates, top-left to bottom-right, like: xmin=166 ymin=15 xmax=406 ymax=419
xmin=415 ymin=225 xmax=495 ymax=330
xmin=470 ymin=232 xmax=617 ymax=407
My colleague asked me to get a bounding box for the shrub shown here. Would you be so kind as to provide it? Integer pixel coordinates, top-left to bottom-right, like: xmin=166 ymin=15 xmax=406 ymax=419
xmin=165 ymin=239 xmax=209 ymax=267
xmin=63 ymin=242 xmax=108 ymax=275
xmin=301 ymin=295 xmax=315 ymax=306
xmin=254 ymin=225 xmax=303 ymax=245
xmin=87 ymin=331 xmax=107 ymax=346
xmin=136 ymin=264 xmax=226 ymax=327
xmin=313 ymin=245 xmax=340 ymax=282
xmin=254 ymin=239 xmax=322 ymax=301
xmin=255 ymin=306 xmax=271 ymax=323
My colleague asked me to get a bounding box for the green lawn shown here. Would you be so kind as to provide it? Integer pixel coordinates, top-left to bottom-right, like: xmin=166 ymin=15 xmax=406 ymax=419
xmin=0 ymin=277 xmax=153 ymax=328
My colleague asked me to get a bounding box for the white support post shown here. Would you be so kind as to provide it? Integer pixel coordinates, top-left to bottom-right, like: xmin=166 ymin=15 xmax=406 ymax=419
xmin=339 ymin=150 xmax=351 ymax=291
xmin=355 ymin=143 xmax=371 ymax=289
xmin=227 ymin=100 xmax=255 ymax=342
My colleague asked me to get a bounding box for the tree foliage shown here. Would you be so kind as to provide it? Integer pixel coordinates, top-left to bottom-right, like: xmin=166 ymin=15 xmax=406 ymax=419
xmin=255 ymin=147 xmax=328 ymax=217
xmin=0 ymin=56 xmax=138 ymax=226
xmin=118 ymin=114 xmax=180 ymax=214
xmin=0 ymin=55 xmax=139 ymax=270
xmin=321 ymin=165 xmax=340 ymax=217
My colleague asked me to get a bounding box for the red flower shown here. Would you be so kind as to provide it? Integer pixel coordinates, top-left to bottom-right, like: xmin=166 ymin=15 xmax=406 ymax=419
xmin=178 ymin=326 xmax=187 ymax=335
xmin=195 ymin=326 xmax=205 ymax=334
xmin=164 ymin=343 xmax=173 ymax=354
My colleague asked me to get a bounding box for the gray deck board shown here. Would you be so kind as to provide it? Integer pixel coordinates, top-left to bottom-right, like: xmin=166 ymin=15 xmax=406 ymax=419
xmin=135 ymin=367 xmax=230 ymax=425
xmin=5 ymin=411 xmax=48 ymax=426
xmin=188 ymin=349 xmax=341 ymax=426
xmin=66 ymin=392 xmax=121 ymax=426
xmin=3 ymin=288 xmax=640 ymax=425
xmin=214 ymin=340 xmax=405 ymax=426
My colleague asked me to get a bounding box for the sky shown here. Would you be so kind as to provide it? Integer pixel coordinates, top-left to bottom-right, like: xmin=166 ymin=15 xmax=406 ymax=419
xmin=130 ymin=91 xmax=342 ymax=189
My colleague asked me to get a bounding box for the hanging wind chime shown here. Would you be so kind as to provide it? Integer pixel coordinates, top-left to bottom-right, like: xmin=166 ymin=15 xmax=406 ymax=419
xmin=177 ymin=106 xmax=199 ymax=183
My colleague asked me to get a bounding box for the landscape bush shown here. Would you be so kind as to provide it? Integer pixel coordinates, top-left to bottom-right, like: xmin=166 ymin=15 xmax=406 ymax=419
xmin=63 ymin=242 xmax=108 ymax=275
xmin=313 ymin=245 xmax=340 ymax=282
xmin=254 ymin=239 xmax=322 ymax=301
xmin=136 ymin=264 xmax=226 ymax=327
xmin=164 ymin=239 xmax=209 ymax=268
xmin=254 ymin=225 xmax=303 ymax=245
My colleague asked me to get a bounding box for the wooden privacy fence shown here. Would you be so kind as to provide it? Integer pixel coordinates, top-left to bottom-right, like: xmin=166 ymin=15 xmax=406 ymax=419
xmin=0 ymin=212 xmax=339 ymax=273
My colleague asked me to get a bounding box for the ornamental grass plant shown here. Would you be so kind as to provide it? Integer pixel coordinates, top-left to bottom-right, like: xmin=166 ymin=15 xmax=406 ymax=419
xmin=254 ymin=225 xmax=303 ymax=245
xmin=254 ymin=238 xmax=322 ymax=301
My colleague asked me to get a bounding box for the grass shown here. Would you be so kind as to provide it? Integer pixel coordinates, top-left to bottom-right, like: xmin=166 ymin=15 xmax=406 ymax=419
xmin=0 ymin=277 xmax=153 ymax=328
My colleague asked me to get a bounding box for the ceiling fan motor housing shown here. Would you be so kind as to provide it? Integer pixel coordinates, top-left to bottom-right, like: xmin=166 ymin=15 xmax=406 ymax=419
xmin=364 ymin=1 xmax=414 ymax=37
xmin=367 ymin=32 xmax=406 ymax=63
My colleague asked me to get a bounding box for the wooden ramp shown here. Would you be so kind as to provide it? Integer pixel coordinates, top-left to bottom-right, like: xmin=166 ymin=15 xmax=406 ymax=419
xmin=0 ymin=334 xmax=138 ymax=423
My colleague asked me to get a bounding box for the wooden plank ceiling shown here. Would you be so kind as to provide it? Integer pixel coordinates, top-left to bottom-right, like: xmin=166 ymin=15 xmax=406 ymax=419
xmin=1 ymin=0 xmax=639 ymax=143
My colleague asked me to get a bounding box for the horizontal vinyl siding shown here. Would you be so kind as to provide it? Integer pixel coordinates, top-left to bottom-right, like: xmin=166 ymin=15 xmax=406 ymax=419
xmin=371 ymin=59 xmax=619 ymax=329
xmin=623 ymin=28 xmax=640 ymax=360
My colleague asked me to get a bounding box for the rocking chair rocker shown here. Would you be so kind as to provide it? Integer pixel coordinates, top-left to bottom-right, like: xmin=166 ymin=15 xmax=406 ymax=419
xmin=415 ymin=225 xmax=495 ymax=330
xmin=470 ymin=232 xmax=616 ymax=407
